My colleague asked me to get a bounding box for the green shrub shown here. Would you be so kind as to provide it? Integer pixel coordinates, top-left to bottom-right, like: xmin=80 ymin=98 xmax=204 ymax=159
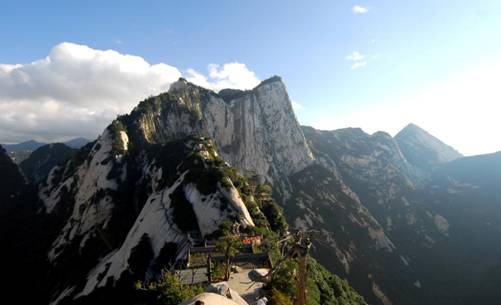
xmin=142 ymin=273 xmax=203 ymax=305
xmin=260 ymin=200 xmax=288 ymax=234
xmin=271 ymin=288 xmax=293 ymax=305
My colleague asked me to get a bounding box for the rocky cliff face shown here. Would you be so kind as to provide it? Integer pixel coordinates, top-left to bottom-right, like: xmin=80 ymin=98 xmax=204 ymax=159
xmin=303 ymin=124 xmax=501 ymax=305
xmin=40 ymin=128 xmax=263 ymax=303
xmin=299 ymin=128 xmax=428 ymax=305
xmin=124 ymin=77 xmax=314 ymax=199
xmin=302 ymin=126 xmax=448 ymax=246
xmin=285 ymin=164 xmax=414 ymax=305
xmin=120 ymin=79 xmax=411 ymax=305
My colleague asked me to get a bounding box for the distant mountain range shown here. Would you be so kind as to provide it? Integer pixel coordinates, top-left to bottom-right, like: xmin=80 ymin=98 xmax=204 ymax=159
xmin=1 ymin=137 xmax=92 ymax=151
xmin=0 ymin=137 xmax=91 ymax=163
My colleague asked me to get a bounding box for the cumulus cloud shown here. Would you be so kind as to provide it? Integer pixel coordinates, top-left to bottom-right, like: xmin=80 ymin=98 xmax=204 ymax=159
xmin=0 ymin=42 xmax=262 ymax=143
xmin=352 ymin=5 xmax=369 ymax=14
xmin=186 ymin=62 xmax=260 ymax=92
xmin=345 ymin=51 xmax=367 ymax=69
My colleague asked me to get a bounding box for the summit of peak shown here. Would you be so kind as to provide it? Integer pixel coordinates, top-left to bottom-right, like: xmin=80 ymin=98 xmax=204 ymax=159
xmin=398 ymin=123 xmax=427 ymax=135
xmin=168 ymin=77 xmax=191 ymax=92
xmin=395 ymin=123 xmax=462 ymax=167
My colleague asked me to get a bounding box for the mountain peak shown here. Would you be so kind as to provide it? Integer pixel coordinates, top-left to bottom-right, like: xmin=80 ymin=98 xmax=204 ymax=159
xmin=395 ymin=123 xmax=462 ymax=168
xmin=168 ymin=77 xmax=191 ymax=92
xmin=399 ymin=123 xmax=427 ymax=134
xmin=257 ymin=75 xmax=282 ymax=87
xmin=117 ymin=75 xmax=313 ymax=198
xmin=168 ymin=76 xmax=284 ymax=95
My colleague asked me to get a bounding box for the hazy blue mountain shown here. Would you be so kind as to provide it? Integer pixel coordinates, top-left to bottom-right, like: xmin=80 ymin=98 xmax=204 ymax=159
xmin=1 ymin=140 xmax=46 ymax=152
xmin=2 ymin=138 xmax=91 ymax=152
xmin=0 ymin=140 xmax=45 ymax=164
xmin=395 ymin=123 xmax=462 ymax=169
xmin=415 ymin=151 xmax=501 ymax=304
xmin=1 ymin=138 xmax=91 ymax=163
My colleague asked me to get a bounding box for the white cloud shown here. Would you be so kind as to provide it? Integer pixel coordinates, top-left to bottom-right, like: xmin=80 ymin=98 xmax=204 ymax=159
xmin=0 ymin=42 xmax=262 ymax=143
xmin=345 ymin=51 xmax=365 ymax=62
xmin=345 ymin=51 xmax=368 ymax=69
xmin=186 ymin=62 xmax=260 ymax=92
xmin=352 ymin=5 xmax=369 ymax=14
xmin=351 ymin=61 xmax=368 ymax=69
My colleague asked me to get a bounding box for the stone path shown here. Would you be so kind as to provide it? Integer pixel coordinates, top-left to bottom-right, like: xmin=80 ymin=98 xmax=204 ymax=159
xmin=226 ymin=268 xmax=269 ymax=305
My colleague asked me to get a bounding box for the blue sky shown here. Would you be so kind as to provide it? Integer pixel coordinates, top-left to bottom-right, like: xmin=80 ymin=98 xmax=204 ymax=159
xmin=1 ymin=0 xmax=501 ymax=155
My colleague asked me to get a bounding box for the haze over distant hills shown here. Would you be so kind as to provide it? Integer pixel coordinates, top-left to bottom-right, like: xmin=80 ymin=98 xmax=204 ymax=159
xmin=0 ymin=137 xmax=91 ymax=163
xmin=1 ymin=137 xmax=91 ymax=151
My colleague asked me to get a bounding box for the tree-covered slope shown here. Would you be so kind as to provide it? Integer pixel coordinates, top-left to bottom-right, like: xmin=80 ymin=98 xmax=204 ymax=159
xmin=20 ymin=143 xmax=75 ymax=184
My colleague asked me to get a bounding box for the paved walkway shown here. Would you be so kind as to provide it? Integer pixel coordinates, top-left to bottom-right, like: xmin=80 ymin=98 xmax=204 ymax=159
xmin=226 ymin=268 xmax=269 ymax=305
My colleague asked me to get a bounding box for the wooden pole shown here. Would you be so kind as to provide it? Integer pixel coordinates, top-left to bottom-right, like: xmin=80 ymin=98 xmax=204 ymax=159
xmin=294 ymin=255 xmax=307 ymax=305
xmin=293 ymin=232 xmax=311 ymax=305
xmin=207 ymin=254 xmax=212 ymax=283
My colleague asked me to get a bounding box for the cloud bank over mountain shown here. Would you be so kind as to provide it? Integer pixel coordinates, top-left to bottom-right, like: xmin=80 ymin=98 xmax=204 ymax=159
xmin=0 ymin=42 xmax=260 ymax=143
